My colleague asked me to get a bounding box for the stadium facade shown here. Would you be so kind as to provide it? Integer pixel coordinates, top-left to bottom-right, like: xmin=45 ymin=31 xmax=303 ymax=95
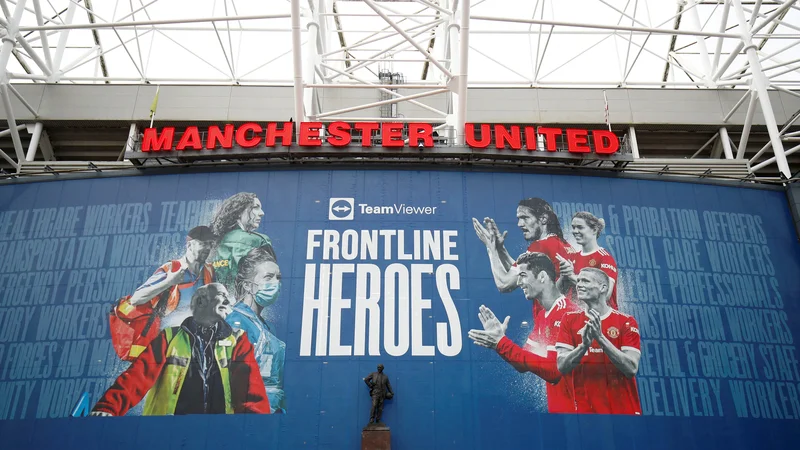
xmin=1 ymin=1 xmax=800 ymax=450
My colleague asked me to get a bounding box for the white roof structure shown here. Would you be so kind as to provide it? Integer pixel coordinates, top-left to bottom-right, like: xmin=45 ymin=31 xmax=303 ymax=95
xmin=1 ymin=0 xmax=799 ymax=182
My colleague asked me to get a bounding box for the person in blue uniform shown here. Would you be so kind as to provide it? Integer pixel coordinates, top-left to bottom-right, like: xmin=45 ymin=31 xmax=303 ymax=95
xmin=225 ymin=245 xmax=286 ymax=413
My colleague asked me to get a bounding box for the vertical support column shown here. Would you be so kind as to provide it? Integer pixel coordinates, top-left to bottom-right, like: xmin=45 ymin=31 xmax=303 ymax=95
xmin=317 ymin=0 xmax=331 ymax=67
xmin=719 ymin=127 xmax=734 ymax=159
xmin=0 ymin=0 xmax=28 ymax=167
xmin=305 ymin=2 xmax=320 ymax=119
xmin=120 ymin=123 xmax=139 ymax=160
xmin=712 ymin=0 xmax=731 ymax=75
xmin=738 ymin=90 xmax=758 ymax=159
xmin=25 ymin=122 xmax=43 ymax=161
xmin=731 ymin=0 xmax=791 ymax=178
xmin=291 ymin=0 xmax=305 ymax=136
xmin=453 ymin=0 xmax=470 ymax=145
xmin=628 ymin=126 xmax=640 ymax=159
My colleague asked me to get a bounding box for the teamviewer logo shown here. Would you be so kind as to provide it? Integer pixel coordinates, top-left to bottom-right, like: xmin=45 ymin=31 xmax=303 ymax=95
xmin=329 ymin=198 xmax=354 ymax=220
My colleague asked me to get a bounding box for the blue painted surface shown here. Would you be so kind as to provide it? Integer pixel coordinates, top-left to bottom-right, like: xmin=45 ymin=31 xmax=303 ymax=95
xmin=0 ymin=169 xmax=798 ymax=449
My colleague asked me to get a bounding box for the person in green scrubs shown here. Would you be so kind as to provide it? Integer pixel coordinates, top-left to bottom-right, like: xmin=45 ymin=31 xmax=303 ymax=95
xmin=211 ymin=192 xmax=272 ymax=290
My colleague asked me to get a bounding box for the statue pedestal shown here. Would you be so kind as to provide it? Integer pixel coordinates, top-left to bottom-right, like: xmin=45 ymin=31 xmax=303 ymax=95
xmin=362 ymin=423 xmax=390 ymax=450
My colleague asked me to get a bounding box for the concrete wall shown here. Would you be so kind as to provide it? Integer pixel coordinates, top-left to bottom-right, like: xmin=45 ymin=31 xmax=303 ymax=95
xmin=2 ymin=84 xmax=799 ymax=126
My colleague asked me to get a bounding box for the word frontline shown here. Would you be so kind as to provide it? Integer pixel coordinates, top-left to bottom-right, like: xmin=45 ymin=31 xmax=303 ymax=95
xmin=141 ymin=122 xmax=620 ymax=154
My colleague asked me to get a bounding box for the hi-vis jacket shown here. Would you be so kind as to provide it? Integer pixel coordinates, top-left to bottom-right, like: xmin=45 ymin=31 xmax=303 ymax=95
xmin=113 ymin=261 xmax=214 ymax=360
xmin=93 ymin=318 xmax=270 ymax=416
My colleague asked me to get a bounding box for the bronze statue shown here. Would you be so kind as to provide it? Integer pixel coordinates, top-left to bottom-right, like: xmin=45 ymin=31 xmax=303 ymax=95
xmin=364 ymin=364 xmax=393 ymax=425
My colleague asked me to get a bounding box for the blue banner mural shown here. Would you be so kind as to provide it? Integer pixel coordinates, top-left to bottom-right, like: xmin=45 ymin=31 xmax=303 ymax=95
xmin=0 ymin=169 xmax=799 ymax=449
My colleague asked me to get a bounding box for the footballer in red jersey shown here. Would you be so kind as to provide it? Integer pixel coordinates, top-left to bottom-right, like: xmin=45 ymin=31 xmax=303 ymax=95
xmin=556 ymin=268 xmax=642 ymax=415
xmin=473 ymin=198 xmax=575 ymax=325
xmin=558 ymin=211 xmax=619 ymax=309
xmin=468 ymin=252 xmax=580 ymax=413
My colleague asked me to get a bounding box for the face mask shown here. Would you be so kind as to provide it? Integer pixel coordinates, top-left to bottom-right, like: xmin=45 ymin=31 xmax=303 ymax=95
xmin=254 ymin=281 xmax=281 ymax=307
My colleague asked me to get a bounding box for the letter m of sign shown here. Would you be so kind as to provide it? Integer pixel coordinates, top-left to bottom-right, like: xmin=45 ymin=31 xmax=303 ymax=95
xmin=142 ymin=127 xmax=175 ymax=152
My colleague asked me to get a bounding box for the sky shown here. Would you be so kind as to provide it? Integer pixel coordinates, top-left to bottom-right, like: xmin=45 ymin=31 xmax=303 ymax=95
xmin=5 ymin=0 xmax=800 ymax=88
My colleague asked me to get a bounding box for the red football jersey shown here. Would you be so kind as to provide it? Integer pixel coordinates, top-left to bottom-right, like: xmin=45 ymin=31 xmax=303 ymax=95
xmin=523 ymin=296 xmax=580 ymax=413
xmin=555 ymin=309 xmax=642 ymax=415
xmin=496 ymin=296 xmax=578 ymax=412
xmin=526 ymin=235 xmax=577 ymax=318
xmin=567 ymin=248 xmax=619 ymax=309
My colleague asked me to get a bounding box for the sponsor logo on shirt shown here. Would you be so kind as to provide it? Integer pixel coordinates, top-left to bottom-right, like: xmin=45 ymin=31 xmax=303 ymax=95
xmin=630 ymin=326 xmax=639 ymax=334
xmin=588 ymin=347 xmax=605 ymax=353
xmin=601 ymin=263 xmax=617 ymax=272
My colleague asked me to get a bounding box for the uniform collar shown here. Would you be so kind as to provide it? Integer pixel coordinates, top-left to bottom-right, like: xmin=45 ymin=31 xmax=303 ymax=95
xmin=544 ymin=295 xmax=566 ymax=318
xmin=182 ymin=316 xmax=233 ymax=341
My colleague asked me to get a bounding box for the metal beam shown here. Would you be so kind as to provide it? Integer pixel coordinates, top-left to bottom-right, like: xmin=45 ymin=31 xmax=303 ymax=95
xmin=319 ymin=62 xmax=447 ymax=116
xmin=363 ymin=0 xmax=453 ymax=79
xmin=0 ymin=0 xmax=27 ymax=167
xmin=453 ymin=0 xmax=469 ymax=145
xmin=691 ymin=133 xmax=719 ymax=158
xmin=25 ymin=121 xmax=42 ymax=161
xmin=732 ymin=0 xmax=791 ymax=178
xmin=315 ymin=88 xmax=448 ymax=119
xmin=712 ymin=0 xmax=732 ymax=74
xmin=737 ymin=90 xmax=758 ymax=159
xmin=49 ymin=0 xmax=76 ymax=78
xmin=31 ymin=0 xmax=52 ymax=68
xmin=19 ymin=13 xmax=293 ymax=32
xmin=7 ymin=84 xmax=36 ymax=116
xmin=472 ymin=13 xmax=741 ymax=39
xmin=751 ymin=143 xmax=800 ymax=172
xmin=685 ymin=0 xmax=715 ymax=85
xmin=82 ymin=0 xmax=108 ymax=80
xmin=719 ymin=127 xmax=734 ymax=159
xmin=291 ymin=0 xmax=305 ymax=127
xmin=628 ymin=126 xmax=640 ymax=159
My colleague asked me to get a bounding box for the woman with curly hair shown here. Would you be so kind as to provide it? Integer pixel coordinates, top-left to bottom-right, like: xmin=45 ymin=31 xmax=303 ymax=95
xmin=226 ymin=245 xmax=286 ymax=413
xmin=557 ymin=211 xmax=620 ymax=309
xmin=211 ymin=192 xmax=272 ymax=289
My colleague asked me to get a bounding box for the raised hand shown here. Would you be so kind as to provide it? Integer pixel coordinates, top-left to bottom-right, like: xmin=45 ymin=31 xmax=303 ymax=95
xmin=581 ymin=309 xmax=602 ymax=347
xmin=468 ymin=305 xmax=510 ymax=349
xmin=163 ymin=259 xmax=188 ymax=286
xmin=483 ymin=218 xmax=507 ymax=247
xmin=472 ymin=217 xmax=495 ymax=248
xmin=556 ymin=255 xmax=577 ymax=283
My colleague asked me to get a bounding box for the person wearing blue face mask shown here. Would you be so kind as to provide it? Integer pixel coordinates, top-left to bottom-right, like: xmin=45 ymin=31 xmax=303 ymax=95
xmin=226 ymin=245 xmax=286 ymax=413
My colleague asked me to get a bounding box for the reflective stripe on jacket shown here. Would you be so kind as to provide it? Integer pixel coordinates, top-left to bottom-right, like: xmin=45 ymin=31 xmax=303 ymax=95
xmin=143 ymin=326 xmax=241 ymax=415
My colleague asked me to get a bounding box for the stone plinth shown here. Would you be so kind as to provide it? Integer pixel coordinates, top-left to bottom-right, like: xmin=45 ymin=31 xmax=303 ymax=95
xmin=362 ymin=423 xmax=390 ymax=450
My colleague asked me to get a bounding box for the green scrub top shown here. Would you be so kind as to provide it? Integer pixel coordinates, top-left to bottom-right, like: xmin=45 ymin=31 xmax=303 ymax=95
xmin=213 ymin=228 xmax=271 ymax=289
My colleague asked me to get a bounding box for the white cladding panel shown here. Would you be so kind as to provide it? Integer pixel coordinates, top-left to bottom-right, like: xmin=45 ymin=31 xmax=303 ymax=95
xmin=2 ymin=84 xmax=798 ymax=126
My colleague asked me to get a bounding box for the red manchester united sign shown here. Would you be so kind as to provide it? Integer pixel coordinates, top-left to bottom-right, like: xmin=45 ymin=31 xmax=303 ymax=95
xmin=140 ymin=122 xmax=620 ymax=155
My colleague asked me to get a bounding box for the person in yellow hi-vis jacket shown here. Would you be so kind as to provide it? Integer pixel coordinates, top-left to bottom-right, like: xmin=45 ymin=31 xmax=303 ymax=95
xmin=92 ymin=283 xmax=270 ymax=416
